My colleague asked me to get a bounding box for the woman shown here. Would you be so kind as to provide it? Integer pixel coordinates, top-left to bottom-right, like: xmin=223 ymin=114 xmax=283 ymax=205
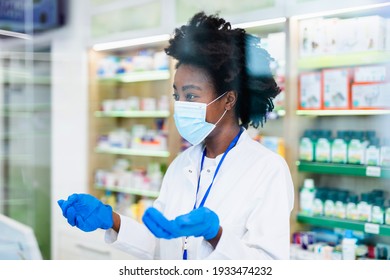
xmin=58 ymin=12 xmax=294 ymax=260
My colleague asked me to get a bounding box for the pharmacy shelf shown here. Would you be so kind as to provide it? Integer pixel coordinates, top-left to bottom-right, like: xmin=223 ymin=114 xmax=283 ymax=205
xmin=97 ymin=70 xmax=170 ymax=83
xmin=95 ymin=110 xmax=170 ymax=118
xmin=297 ymin=213 xmax=390 ymax=236
xmin=297 ymin=161 xmax=390 ymax=178
xmin=296 ymin=110 xmax=390 ymax=116
xmin=298 ymin=51 xmax=390 ymax=70
xmin=95 ymin=147 xmax=170 ymax=158
xmin=2 ymin=70 xmax=51 ymax=84
xmin=95 ymin=185 xmax=159 ymax=198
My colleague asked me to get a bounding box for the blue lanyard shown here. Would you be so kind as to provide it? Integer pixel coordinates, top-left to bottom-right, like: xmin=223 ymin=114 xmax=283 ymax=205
xmin=183 ymin=127 xmax=243 ymax=260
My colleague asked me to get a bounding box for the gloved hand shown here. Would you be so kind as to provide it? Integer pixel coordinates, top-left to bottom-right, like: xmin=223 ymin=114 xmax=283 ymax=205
xmin=142 ymin=207 xmax=177 ymax=239
xmin=57 ymin=193 xmax=113 ymax=232
xmin=173 ymin=207 xmax=220 ymax=240
xmin=142 ymin=207 xmax=220 ymax=240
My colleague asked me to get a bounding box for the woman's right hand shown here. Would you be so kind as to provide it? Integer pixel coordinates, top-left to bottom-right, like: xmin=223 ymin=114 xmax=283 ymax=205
xmin=57 ymin=193 xmax=113 ymax=232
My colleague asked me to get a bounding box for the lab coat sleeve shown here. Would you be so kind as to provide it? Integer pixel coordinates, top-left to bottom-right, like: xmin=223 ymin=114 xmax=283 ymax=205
xmin=206 ymin=156 xmax=294 ymax=260
xmin=104 ymin=215 xmax=156 ymax=259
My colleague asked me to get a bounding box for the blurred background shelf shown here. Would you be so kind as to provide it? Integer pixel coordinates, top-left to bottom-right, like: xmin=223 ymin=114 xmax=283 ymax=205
xmin=94 ymin=110 xmax=170 ymax=118
xmin=296 ymin=110 xmax=390 ymax=116
xmin=297 ymin=213 xmax=390 ymax=236
xmin=296 ymin=161 xmax=390 ymax=178
xmin=95 ymin=185 xmax=159 ymax=198
xmin=97 ymin=70 xmax=170 ymax=83
xmin=95 ymin=147 xmax=170 ymax=158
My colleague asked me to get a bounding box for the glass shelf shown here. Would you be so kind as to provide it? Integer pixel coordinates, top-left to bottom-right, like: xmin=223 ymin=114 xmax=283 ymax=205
xmin=296 ymin=110 xmax=390 ymax=116
xmin=298 ymin=51 xmax=390 ymax=70
xmin=297 ymin=213 xmax=390 ymax=236
xmin=95 ymin=147 xmax=170 ymax=158
xmin=95 ymin=110 xmax=170 ymax=118
xmin=297 ymin=161 xmax=390 ymax=178
xmin=95 ymin=185 xmax=159 ymax=198
xmin=97 ymin=70 xmax=170 ymax=83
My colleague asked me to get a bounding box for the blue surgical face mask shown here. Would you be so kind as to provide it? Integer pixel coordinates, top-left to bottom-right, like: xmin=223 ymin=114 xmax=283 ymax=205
xmin=173 ymin=92 xmax=228 ymax=146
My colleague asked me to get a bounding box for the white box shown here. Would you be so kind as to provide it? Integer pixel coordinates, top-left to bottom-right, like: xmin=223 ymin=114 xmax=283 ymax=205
xmin=299 ymin=72 xmax=322 ymax=109
xmin=352 ymin=83 xmax=390 ymax=109
xmin=323 ymin=68 xmax=350 ymax=109
xmin=357 ymin=16 xmax=386 ymax=52
xmin=336 ymin=18 xmax=359 ymax=53
xmin=299 ymin=18 xmax=325 ymax=57
xmin=354 ymin=65 xmax=387 ymax=83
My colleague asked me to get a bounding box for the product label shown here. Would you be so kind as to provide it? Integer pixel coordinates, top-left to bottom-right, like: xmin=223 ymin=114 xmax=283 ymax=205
xmin=386 ymin=208 xmax=390 ymax=225
xmin=335 ymin=201 xmax=346 ymax=219
xmin=366 ymin=146 xmax=380 ymax=166
xmin=315 ymin=138 xmax=331 ymax=162
xmin=366 ymin=166 xmax=381 ymax=177
xmin=299 ymin=138 xmax=314 ymax=161
xmin=331 ymin=139 xmax=347 ymax=163
xmin=357 ymin=202 xmax=371 ymax=222
xmin=324 ymin=200 xmax=335 ymax=217
xmin=300 ymin=189 xmax=315 ymax=215
xmin=348 ymin=140 xmax=365 ymax=164
xmin=371 ymin=206 xmax=384 ymax=224
xmin=380 ymin=147 xmax=390 ymax=167
xmin=313 ymin=199 xmax=324 ymax=216
xmin=364 ymin=223 xmax=380 ymax=234
xmin=346 ymin=203 xmax=358 ymax=220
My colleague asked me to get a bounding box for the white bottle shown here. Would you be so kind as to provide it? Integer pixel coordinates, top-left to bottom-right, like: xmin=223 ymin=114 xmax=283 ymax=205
xmin=300 ymin=178 xmax=316 ymax=215
xmin=342 ymin=230 xmax=357 ymax=260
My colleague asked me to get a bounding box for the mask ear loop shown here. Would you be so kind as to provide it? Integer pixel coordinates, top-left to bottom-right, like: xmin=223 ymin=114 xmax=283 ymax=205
xmin=214 ymin=109 xmax=227 ymax=125
xmin=207 ymin=91 xmax=228 ymax=106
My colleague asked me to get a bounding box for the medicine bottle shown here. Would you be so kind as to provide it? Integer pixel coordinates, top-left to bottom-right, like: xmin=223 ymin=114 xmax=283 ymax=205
xmin=385 ymin=200 xmax=390 ymax=225
xmin=324 ymin=191 xmax=337 ymax=217
xmin=371 ymin=197 xmax=385 ymax=224
xmin=335 ymin=191 xmax=348 ymax=219
xmin=299 ymin=130 xmax=316 ymax=162
xmin=313 ymin=189 xmax=325 ymax=216
xmin=380 ymin=138 xmax=390 ymax=167
xmin=346 ymin=194 xmax=359 ymax=220
xmin=348 ymin=131 xmax=365 ymax=165
xmin=315 ymin=130 xmax=332 ymax=163
xmin=366 ymin=137 xmax=380 ymax=166
xmin=331 ymin=131 xmax=348 ymax=164
xmin=357 ymin=193 xmax=372 ymax=222
xmin=299 ymin=178 xmax=316 ymax=215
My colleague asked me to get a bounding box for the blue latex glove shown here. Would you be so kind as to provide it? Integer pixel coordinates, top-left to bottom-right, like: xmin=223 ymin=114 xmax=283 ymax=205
xmin=142 ymin=207 xmax=178 ymax=239
xmin=173 ymin=207 xmax=220 ymax=240
xmin=57 ymin=193 xmax=113 ymax=232
xmin=142 ymin=207 xmax=220 ymax=240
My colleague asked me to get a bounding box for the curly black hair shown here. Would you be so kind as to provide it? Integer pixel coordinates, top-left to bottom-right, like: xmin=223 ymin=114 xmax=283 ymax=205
xmin=165 ymin=12 xmax=281 ymax=129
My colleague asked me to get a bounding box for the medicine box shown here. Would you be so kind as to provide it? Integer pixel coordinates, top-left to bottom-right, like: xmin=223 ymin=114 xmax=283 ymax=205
xmin=356 ymin=16 xmax=386 ymax=52
xmin=323 ymin=68 xmax=350 ymax=109
xmin=299 ymin=72 xmax=322 ymax=110
xmin=354 ymin=65 xmax=387 ymax=83
xmin=299 ymin=18 xmax=324 ymax=57
xmin=352 ymin=83 xmax=390 ymax=109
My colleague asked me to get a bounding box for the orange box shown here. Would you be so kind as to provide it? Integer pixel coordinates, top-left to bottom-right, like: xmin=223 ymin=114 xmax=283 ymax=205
xmin=322 ymin=68 xmax=351 ymax=109
xmin=351 ymin=82 xmax=390 ymax=109
xmin=298 ymin=71 xmax=322 ymax=110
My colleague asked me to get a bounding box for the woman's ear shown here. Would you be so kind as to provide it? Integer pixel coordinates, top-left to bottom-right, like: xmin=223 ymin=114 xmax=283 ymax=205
xmin=225 ymin=91 xmax=237 ymax=110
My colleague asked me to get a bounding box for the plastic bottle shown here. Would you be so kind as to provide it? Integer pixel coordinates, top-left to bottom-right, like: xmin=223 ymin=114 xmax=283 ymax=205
xmin=299 ymin=130 xmax=315 ymax=162
xmin=365 ymin=137 xmax=380 ymax=166
xmin=346 ymin=194 xmax=359 ymax=220
xmin=342 ymin=230 xmax=357 ymax=260
xmin=315 ymin=130 xmax=332 ymax=163
xmin=385 ymin=200 xmax=390 ymax=225
xmin=313 ymin=189 xmax=325 ymax=216
xmin=324 ymin=191 xmax=337 ymax=218
xmin=335 ymin=191 xmax=348 ymax=219
xmin=348 ymin=131 xmax=365 ymax=165
xmin=357 ymin=193 xmax=372 ymax=222
xmin=380 ymin=138 xmax=390 ymax=167
xmin=331 ymin=131 xmax=348 ymax=164
xmin=299 ymin=178 xmax=316 ymax=215
xmin=371 ymin=197 xmax=385 ymax=224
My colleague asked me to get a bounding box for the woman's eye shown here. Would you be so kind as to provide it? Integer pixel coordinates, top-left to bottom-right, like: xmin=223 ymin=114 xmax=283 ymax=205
xmin=185 ymin=94 xmax=196 ymax=101
xmin=172 ymin=93 xmax=179 ymax=101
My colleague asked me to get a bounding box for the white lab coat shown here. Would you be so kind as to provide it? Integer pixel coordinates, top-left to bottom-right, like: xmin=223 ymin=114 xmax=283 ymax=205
xmin=105 ymin=129 xmax=294 ymax=259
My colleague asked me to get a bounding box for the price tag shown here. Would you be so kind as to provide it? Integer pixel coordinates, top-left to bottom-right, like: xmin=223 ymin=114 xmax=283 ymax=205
xmin=365 ymin=223 xmax=380 ymax=234
xmin=366 ymin=166 xmax=381 ymax=177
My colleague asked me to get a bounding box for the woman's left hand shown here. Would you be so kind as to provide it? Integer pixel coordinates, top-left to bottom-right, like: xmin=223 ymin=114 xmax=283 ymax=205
xmin=142 ymin=207 xmax=220 ymax=240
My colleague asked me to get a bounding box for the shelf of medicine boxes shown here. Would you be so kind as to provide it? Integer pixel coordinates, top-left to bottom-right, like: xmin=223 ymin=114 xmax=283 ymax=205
xmin=95 ymin=147 xmax=170 ymax=158
xmin=2 ymin=70 xmax=51 ymax=84
xmin=297 ymin=51 xmax=390 ymax=70
xmin=296 ymin=110 xmax=390 ymax=116
xmin=96 ymin=70 xmax=170 ymax=83
xmin=94 ymin=184 xmax=159 ymax=198
xmin=296 ymin=161 xmax=390 ymax=178
xmin=297 ymin=213 xmax=390 ymax=237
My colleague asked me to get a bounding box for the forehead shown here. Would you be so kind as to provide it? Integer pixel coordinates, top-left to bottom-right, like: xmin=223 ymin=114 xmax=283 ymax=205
xmin=173 ymin=64 xmax=214 ymax=90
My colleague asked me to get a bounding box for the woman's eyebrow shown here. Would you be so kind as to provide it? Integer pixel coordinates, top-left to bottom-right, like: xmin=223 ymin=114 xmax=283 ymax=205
xmin=182 ymin=84 xmax=202 ymax=91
